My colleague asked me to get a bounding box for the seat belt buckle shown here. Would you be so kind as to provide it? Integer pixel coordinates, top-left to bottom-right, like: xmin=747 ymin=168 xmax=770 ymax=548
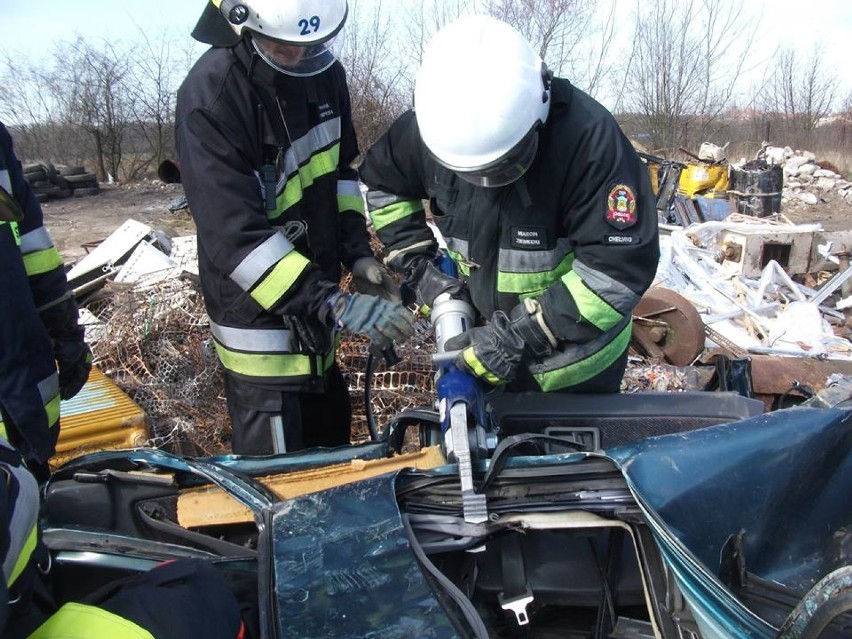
xmin=498 ymin=586 xmax=534 ymax=626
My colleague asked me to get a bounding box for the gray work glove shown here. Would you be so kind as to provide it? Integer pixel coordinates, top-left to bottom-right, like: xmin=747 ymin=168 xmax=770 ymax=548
xmin=444 ymin=300 xmax=557 ymax=386
xmin=328 ymin=291 xmax=415 ymax=346
xmin=350 ymin=256 xmax=401 ymax=302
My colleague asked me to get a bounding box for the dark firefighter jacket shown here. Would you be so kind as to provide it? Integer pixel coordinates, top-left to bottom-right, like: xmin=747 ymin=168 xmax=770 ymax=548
xmin=0 ymin=436 xmax=40 ymax=634
xmin=176 ymin=40 xmax=372 ymax=390
xmin=0 ymin=122 xmax=77 ymax=464
xmin=360 ymin=79 xmax=660 ymax=392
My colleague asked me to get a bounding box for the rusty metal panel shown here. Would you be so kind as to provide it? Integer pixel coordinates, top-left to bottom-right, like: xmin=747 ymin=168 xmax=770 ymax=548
xmin=54 ymin=366 xmax=149 ymax=466
xmin=749 ymin=354 xmax=852 ymax=396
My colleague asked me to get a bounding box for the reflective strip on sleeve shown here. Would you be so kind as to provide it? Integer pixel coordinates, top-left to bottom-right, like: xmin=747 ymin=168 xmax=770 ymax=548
xmin=249 ymin=252 xmax=311 ymax=311
xmin=561 ymin=270 xmax=624 ymax=331
xmin=38 ymin=372 xmax=61 ymax=428
xmin=8 ymin=524 xmax=37 ymax=588
xmin=230 ymin=232 xmax=295 ymax=292
xmin=368 ymin=199 xmax=424 ymax=231
xmin=533 ymin=321 xmax=632 ymax=392
xmin=571 ymin=260 xmax=641 ymax=314
xmin=20 ymin=227 xmax=63 ymax=275
xmin=463 ymin=347 xmax=505 ymax=385
xmin=4 ymin=455 xmax=39 ymax=588
xmin=337 ymin=179 xmax=365 ymax=215
xmin=27 ymin=602 xmax=155 ymax=639
xmin=22 ymin=247 xmax=64 ymax=277
xmin=445 ymin=248 xmax=471 ymax=278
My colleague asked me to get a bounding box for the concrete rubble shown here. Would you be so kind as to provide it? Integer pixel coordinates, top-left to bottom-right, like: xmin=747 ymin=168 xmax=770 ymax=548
xmin=762 ymin=145 xmax=852 ymax=207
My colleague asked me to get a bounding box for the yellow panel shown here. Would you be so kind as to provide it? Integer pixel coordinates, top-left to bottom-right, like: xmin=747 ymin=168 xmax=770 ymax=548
xmin=177 ymin=446 xmax=447 ymax=528
xmin=53 ymin=367 xmax=149 ymax=467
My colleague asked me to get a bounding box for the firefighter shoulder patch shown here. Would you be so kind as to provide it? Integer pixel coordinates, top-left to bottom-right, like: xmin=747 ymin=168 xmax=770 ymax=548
xmin=605 ymin=184 xmax=638 ymax=230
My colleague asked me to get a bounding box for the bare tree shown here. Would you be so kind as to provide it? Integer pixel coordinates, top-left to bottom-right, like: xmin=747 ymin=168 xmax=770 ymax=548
xmin=46 ymin=38 xmax=135 ymax=181
xmin=762 ymin=46 xmax=836 ymax=148
xmin=619 ymin=0 xmax=756 ymax=156
xmin=0 ymin=52 xmax=64 ymax=160
xmin=126 ymin=28 xmax=191 ymax=179
xmin=483 ymin=0 xmax=599 ymax=83
xmin=341 ymin=0 xmax=411 ymax=153
xmin=398 ymin=0 xmax=474 ymax=72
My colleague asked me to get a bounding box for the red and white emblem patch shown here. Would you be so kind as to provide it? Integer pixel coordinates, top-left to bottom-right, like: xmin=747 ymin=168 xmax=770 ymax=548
xmin=605 ymin=184 xmax=637 ymax=230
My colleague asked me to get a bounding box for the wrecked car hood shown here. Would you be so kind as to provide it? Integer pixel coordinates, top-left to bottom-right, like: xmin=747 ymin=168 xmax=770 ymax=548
xmin=270 ymin=407 xmax=851 ymax=637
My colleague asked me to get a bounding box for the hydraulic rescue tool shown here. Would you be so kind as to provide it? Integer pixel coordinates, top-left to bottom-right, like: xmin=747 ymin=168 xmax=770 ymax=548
xmin=429 ymin=257 xmax=496 ymax=524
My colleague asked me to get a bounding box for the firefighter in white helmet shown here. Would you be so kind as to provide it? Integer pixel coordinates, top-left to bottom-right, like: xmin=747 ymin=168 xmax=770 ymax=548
xmin=176 ymin=1 xmax=414 ymax=455
xmin=361 ymin=15 xmax=659 ymax=393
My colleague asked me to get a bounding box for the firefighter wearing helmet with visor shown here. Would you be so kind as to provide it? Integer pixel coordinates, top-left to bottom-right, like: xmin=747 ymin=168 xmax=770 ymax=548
xmin=360 ymin=15 xmax=660 ymax=393
xmin=176 ymin=1 xmax=414 ymax=455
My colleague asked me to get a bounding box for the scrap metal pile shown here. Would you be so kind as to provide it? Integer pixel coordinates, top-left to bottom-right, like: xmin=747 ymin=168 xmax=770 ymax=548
xmin=65 ymin=203 xmax=852 ymax=456
xmin=69 ymin=222 xmax=441 ymax=454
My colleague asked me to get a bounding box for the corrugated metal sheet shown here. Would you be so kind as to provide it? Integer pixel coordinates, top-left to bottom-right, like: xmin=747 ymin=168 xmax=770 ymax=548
xmin=54 ymin=367 xmax=149 ymax=466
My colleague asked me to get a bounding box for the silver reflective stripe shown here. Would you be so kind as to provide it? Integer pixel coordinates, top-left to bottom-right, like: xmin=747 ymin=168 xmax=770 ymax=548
xmin=230 ymin=231 xmax=295 ymax=292
xmin=2 ymin=440 xmax=39 ymax=585
xmin=444 ymin=237 xmax=469 ymax=259
xmin=498 ymin=237 xmax=572 ymax=273
xmin=337 ymin=180 xmax=361 ymax=198
xmin=20 ymin=227 xmax=54 ymax=254
xmin=572 ymin=260 xmax=640 ymax=313
xmin=0 ymin=169 xmax=11 ymax=194
xmin=276 ymin=117 xmax=341 ymax=190
xmin=37 ymin=372 xmax=60 ymax=405
xmin=366 ymin=190 xmax=405 ymax=210
xmin=384 ymin=240 xmax=436 ymax=267
xmin=210 ymin=320 xmax=294 ymax=353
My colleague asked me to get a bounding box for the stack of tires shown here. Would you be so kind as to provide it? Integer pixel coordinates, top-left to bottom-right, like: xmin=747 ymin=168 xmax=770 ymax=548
xmin=22 ymin=162 xmax=100 ymax=203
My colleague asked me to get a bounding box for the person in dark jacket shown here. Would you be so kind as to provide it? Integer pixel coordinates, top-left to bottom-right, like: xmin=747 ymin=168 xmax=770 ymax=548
xmin=360 ymin=15 xmax=660 ymax=394
xmin=176 ymin=1 xmax=414 ymax=455
xmin=0 ymin=122 xmax=91 ymax=480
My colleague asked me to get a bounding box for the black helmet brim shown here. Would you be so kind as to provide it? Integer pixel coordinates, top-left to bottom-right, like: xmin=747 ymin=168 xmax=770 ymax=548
xmin=191 ymin=2 xmax=241 ymax=47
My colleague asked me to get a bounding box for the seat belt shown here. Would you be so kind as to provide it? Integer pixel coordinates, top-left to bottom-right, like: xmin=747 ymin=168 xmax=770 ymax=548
xmin=498 ymin=533 xmax=534 ymax=627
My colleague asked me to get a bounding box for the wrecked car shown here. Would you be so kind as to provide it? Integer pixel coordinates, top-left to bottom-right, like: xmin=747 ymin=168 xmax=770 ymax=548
xmin=37 ymin=385 xmax=851 ymax=638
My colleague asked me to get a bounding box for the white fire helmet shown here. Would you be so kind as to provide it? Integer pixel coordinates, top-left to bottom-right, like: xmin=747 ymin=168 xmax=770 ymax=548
xmin=208 ymin=0 xmax=348 ymax=76
xmin=414 ymin=15 xmax=552 ymax=187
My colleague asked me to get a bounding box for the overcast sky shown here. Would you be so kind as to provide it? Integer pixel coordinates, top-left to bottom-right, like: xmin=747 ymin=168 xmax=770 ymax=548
xmin=3 ymin=0 xmax=852 ymax=108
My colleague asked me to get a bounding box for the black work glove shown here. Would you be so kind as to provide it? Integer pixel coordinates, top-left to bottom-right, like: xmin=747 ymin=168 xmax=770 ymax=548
xmin=444 ymin=299 xmax=557 ymax=386
xmin=405 ymin=257 xmax=468 ymax=310
xmin=350 ymin=256 xmax=401 ymax=302
xmin=54 ymin=338 xmax=93 ymax=400
xmin=282 ymin=315 xmax=333 ymax=353
xmin=328 ymin=291 xmax=415 ymax=346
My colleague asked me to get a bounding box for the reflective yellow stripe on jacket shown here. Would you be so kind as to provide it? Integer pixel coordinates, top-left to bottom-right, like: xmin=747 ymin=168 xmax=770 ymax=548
xmin=209 ymin=321 xmax=336 ymax=380
xmin=28 ymin=602 xmax=154 ymax=639
xmin=20 ymin=226 xmax=64 ymax=276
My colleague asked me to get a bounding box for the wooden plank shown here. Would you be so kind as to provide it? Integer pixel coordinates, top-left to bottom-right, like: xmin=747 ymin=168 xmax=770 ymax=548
xmin=177 ymin=446 xmax=447 ymax=528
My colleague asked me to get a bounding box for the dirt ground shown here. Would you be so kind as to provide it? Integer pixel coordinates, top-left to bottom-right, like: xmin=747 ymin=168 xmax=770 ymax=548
xmin=43 ymin=182 xmax=196 ymax=264
xmin=43 ymin=180 xmax=852 ymax=265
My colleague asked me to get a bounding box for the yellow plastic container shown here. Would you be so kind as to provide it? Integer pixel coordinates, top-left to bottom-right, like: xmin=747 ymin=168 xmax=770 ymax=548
xmin=678 ymin=164 xmax=729 ymax=198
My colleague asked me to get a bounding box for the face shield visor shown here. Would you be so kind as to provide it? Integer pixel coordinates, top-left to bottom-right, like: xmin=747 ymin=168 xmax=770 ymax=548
xmin=250 ymin=31 xmax=343 ymax=77
xmin=433 ymin=124 xmax=540 ymax=188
